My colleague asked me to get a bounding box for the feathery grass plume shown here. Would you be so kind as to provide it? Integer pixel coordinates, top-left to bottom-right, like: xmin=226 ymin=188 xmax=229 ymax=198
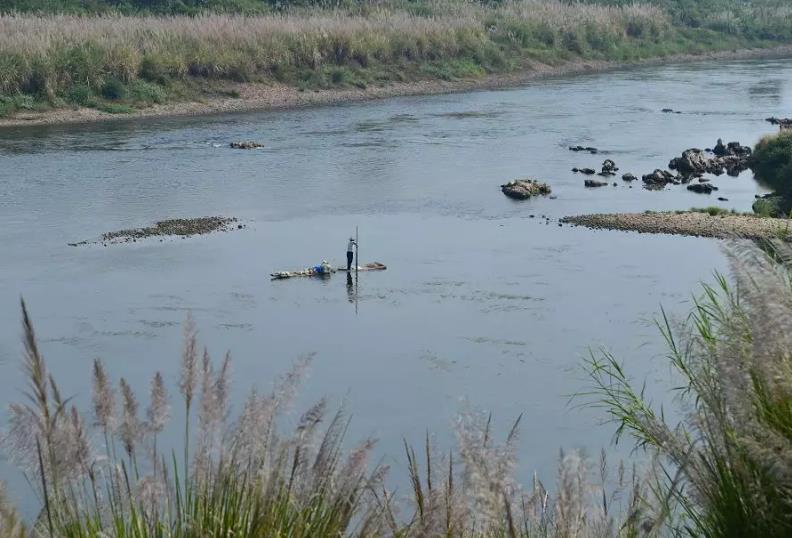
xmin=63 ymin=406 xmax=92 ymax=481
xmin=3 ymin=306 xmax=668 ymax=537
xmin=179 ymin=313 xmax=197 ymax=475
xmin=146 ymin=371 xmax=168 ymax=477
xmin=146 ymin=372 xmax=168 ymax=436
xmin=19 ymin=299 xmax=50 ymax=436
xmin=586 ymin=239 xmax=792 ymax=536
xmin=92 ymin=359 xmax=115 ymax=432
xmin=179 ymin=314 xmax=198 ymax=411
xmin=0 ymin=482 xmax=24 ymax=538
xmin=118 ymin=378 xmax=141 ymax=461
xmin=193 ymin=348 xmax=215 ymax=479
xmin=454 ymin=410 xmax=520 ymax=531
xmin=214 ymin=352 xmax=231 ymax=427
xmin=194 ymin=349 xmax=231 ymax=479
xmin=554 ymin=449 xmax=586 ymax=536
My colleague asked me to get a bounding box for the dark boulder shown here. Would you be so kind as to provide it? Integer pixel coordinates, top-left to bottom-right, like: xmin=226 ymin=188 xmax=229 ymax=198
xmin=766 ymin=117 xmax=792 ymax=130
xmin=600 ymin=159 xmax=618 ymax=175
xmin=642 ymin=169 xmax=676 ymax=186
xmin=669 ymin=149 xmax=709 ymax=179
xmin=230 ymin=141 xmax=265 ymax=149
xmin=584 ymin=179 xmax=609 ymax=188
xmin=687 ymin=183 xmax=718 ymax=194
xmin=569 ymin=146 xmax=599 ymax=154
xmin=713 ymin=138 xmax=728 ymax=156
xmin=501 ymin=179 xmax=552 ymax=200
xmin=622 ymin=173 xmax=637 ymax=182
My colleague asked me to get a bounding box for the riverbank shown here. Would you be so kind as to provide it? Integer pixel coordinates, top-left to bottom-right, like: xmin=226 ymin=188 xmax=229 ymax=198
xmin=562 ymin=211 xmax=792 ymax=240
xmin=2 ymin=44 xmax=792 ymax=129
xmin=2 ymin=0 xmax=792 ymax=128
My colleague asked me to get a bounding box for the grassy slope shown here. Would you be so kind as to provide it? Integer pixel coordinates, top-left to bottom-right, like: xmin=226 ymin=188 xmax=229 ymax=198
xmin=0 ymin=0 xmax=791 ymax=118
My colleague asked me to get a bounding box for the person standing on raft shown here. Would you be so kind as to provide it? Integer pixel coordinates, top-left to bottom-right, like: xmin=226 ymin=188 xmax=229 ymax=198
xmin=347 ymin=237 xmax=357 ymax=271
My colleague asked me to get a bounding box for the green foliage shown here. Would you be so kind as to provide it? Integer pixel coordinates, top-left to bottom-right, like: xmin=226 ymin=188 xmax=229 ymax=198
xmin=127 ymin=79 xmax=166 ymax=104
xmin=66 ymin=84 xmax=94 ymax=106
xmin=100 ymin=78 xmax=127 ymax=100
xmin=585 ymin=244 xmax=792 ymax=537
xmin=752 ymin=132 xmax=792 ymax=195
xmin=0 ymin=0 xmax=790 ymax=119
xmin=690 ymin=206 xmax=741 ymax=216
xmin=0 ymin=94 xmax=35 ymax=117
xmin=753 ymin=195 xmax=792 ymax=218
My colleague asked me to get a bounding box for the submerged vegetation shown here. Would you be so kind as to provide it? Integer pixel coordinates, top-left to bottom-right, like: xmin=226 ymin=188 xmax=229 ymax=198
xmin=1 ymin=0 xmax=792 ymax=117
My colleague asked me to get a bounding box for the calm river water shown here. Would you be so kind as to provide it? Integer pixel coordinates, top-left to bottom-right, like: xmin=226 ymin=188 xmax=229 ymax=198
xmin=1 ymin=58 xmax=790 ymax=503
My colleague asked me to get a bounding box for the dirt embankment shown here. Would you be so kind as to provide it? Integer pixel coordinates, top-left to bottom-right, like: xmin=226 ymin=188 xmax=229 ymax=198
xmin=562 ymin=212 xmax=792 ymax=240
xmin=2 ymin=45 xmax=792 ymax=129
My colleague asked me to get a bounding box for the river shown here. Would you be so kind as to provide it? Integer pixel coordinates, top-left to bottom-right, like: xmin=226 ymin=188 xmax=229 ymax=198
xmin=0 ymin=57 xmax=789 ymax=505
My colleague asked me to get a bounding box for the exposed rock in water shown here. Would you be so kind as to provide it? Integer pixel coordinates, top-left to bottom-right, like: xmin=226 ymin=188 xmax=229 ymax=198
xmin=573 ymin=167 xmax=597 ymax=175
xmin=69 ymin=217 xmax=242 ymax=246
xmin=501 ymin=179 xmax=552 ymax=199
xmin=569 ymin=146 xmax=599 ymax=154
xmin=667 ymin=139 xmax=751 ymax=180
xmin=661 ymin=108 xmax=683 ymax=114
xmin=668 ymin=149 xmax=709 ymax=179
xmin=584 ymin=179 xmax=608 ymax=188
xmin=598 ymin=159 xmax=618 ymax=176
xmin=621 ymin=173 xmax=637 ymax=182
xmin=766 ymin=117 xmax=792 ymax=131
xmin=687 ymin=183 xmax=718 ymax=194
xmin=642 ymin=169 xmax=677 ymax=187
xmin=230 ymin=141 xmax=265 ymax=149
xmin=718 ymin=197 xmax=729 ymax=202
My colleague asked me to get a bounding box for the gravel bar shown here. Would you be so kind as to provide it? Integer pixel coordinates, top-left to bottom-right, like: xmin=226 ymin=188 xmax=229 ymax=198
xmin=561 ymin=212 xmax=792 ymax=240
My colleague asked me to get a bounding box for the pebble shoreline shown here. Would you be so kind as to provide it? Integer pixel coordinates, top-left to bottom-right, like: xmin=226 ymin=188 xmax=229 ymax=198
xmin=561 ymin=212 xmax=792 ymax=240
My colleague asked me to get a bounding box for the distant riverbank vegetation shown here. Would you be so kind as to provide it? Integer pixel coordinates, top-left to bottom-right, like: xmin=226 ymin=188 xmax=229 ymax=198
xmin=1 ymin=0 xmax=792 ymax=117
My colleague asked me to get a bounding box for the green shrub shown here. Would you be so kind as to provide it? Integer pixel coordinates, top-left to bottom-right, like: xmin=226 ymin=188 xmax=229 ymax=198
xmin=0 ymin=97 xmax=13 ymax=117
xmin=127 ymin=79 xmax=166 ymax=104
xmin=753 ymin=195 xmax=792 ymax=218
xmin=66 ymin=83 xmax=93 ymax=105
xmin=691 ymin=206 xmax=735 ymax=216
xmin=752 ymin=131 xmax=792 ymax=195
xmin=100 ymin=78 xmax=126 ymax=100
xmin=0 ymin=94 xmax=37 ymax=116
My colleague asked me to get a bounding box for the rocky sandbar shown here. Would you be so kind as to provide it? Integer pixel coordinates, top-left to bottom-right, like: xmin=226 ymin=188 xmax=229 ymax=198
xmin=561 ymin=212 xmax=792 ymax=240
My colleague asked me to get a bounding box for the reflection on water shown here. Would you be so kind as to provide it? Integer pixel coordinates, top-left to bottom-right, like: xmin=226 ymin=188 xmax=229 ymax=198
xmin=1 ymin=58 xmax=791 ymax=501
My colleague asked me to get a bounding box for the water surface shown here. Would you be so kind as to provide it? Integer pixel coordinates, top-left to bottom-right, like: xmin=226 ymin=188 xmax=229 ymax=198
xmin=1 ymin=57 xmax=790 ymax=503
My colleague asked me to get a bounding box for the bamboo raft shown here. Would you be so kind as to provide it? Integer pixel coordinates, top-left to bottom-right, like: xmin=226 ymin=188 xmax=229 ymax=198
xmin=271 ymin=262 xmax=386 ymax=280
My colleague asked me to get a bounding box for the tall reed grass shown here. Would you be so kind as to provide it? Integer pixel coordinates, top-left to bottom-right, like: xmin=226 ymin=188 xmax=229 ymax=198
xmin=4 ymin=0 xmax=791 ymax=116
xmin=0 ymin=301 xmax=656 ymax=537
xmin=586 ymin=240 xmax=792 ymax=537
